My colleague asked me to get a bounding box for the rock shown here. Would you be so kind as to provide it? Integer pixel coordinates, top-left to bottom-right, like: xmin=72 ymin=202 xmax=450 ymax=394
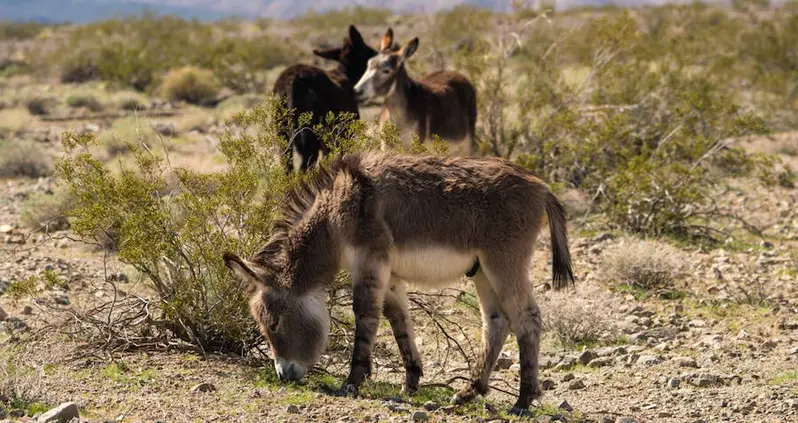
xmin=495 ymin=356 xmax=514 ymax=370
xmin=617 ymin=418 xmax=639 ymax=423
xmin=53 ymin=295 xmax=70 ymax=306
xmin=153 ymin=123 xmax=177 ymax=136
xmin=562 ymin=373 xmax=575 ymax=382
xmin=761 ymin=241 xmax=775 ymax=249
xmin=422 ymin=402 xmax=439 ymax=412
xmin=557 ymin=400 xmax=573 ymax=412
xmin=688 ymin=319 xmax=707 ymax=328
xmin=577 ymin=350 xmax=596 ymax=365
xmin=286 ymin=405 xmax=300 ymax=414
xmin=672 ymin=356 xmax=698 ymax=368
xmin=541 ymin=379 xmax=556 ymax=390
xmin=4 ymin=317 xmax=27 ymax=331
xmin=0 ymin=306 xmax=6 ymax=321
xmin=779 ymin=320 xmax=798 ymax=330
xmin=37 ymin=402 xmax=79 ymax=422
xmin=600 ymin=416 xmax=616 ymax=423
xmin=82 ymin=123 xmax=100 ymax=134
xmin=21 ymin=305 xmax=33 ymax=315
xmin=567 ymin=379 xmax=586 ymax=390
xmin=588 ymin=357 xmax=613 ymax=368
xmin=592 ymin=233 xmax=614 ymax=243
xmin=411 ymin=411 xmax=428 ymax=422
xmin=439 ymin=405 xmax=458 ymax=414
xmin=636 ymin=355 xmax=663 ymax=366
xmin=0 ymin=225 xmax=12 ymax=234
xmin=190 ymin=382 xmax=216 ymax=393
xmin=667 ymin=377 xmax=681 ymax=388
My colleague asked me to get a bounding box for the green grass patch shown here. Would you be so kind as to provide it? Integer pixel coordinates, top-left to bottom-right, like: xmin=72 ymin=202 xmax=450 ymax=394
xmin=769 ymin=371 xmax=798 ymax=385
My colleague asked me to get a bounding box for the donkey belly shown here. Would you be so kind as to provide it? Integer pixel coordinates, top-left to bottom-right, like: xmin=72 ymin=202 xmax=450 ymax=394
xmin=389 ymin=246 xmax=476 ymax=285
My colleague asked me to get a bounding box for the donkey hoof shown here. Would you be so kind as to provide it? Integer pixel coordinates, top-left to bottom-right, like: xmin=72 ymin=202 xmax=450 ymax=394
xmin=508 ymin=406 xmax=533 ymax=417
xmin=451 ymin=388 xmax=477 ymax=405
xmin=336 ymin=383 xmax=359 ymax=398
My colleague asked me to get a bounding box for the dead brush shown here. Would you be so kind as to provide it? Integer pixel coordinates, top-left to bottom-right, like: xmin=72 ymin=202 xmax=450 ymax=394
xmin=540 ymin=286 xmax=615 ymax=347
xmin=597 ymin=238 xmax=690 ymax=291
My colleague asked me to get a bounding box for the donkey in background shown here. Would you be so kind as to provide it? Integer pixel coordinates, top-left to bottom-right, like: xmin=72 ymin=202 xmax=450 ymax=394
xmin=273 ymin=25 xmax=377 ymax=174
xmin=224 ymin=152 xmax=574 ymax=414
xmin=354 ymin=29 xmax=478 ymax=155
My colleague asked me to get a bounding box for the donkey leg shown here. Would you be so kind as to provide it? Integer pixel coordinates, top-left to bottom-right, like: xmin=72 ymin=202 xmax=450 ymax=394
xmin=383 ymin=280 xmax=423 ymax=394
xmin=489 ymin=266 xmax=543 ymax=414
xmin=343 ymin=258 xmax=390 ymax=396
xmin=452 ymin=269 xmax=510 ymax=405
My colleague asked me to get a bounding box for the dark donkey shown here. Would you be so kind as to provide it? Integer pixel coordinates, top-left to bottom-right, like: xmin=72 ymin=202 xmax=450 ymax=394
xmin=273 ymin=25 xmax=377 ymax=173
xmin=224 ymin=152 xmax=575 ymax=415
xmin=354 ymin=29 xmax=477 ymax=155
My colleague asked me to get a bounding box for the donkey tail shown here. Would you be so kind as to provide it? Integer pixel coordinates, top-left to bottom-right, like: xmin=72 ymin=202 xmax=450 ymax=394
xmin=544 ymin=190 xmax=575 ymax=290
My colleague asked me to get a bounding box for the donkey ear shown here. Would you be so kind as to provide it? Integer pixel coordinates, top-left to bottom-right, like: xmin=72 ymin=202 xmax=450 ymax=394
xmin=380 ymin=27 xmax=394 ymax=52
xmin=223 ymin=252 xmax=274 ymax=288
xmin=348 ymin=25 xmax=364 ymax=45
xmin=400 ymin=37 xmax=419 ymax=61
xmin=313 ymin=47 xmax=342 ymax=61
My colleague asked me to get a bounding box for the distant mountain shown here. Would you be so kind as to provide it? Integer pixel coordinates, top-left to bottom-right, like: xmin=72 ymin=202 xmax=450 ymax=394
xmin=0 ymin=0 xmax=688 ymax=23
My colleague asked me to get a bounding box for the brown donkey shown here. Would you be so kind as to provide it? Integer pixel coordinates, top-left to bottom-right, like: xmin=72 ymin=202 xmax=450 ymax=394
xmin=353 ymin=29 xmax=478 ymax=155
xmin=224 ymin=153 xmax=574 ymax=414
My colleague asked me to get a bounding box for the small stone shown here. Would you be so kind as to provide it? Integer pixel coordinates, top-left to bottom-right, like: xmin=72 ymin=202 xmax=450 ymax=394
xmin=53 ymin=295 xmax=70 ymax=306
xmin=567 ymin=379 xmax=586 ymax=390
xmin=22 ymin=305 xmax=33 ymax=315
xmin=0 ymin=225 xmax=12 ymax=234
xmin=592 ymin=233 xmax=614 ymax=243
xmin=562 ymin=373 xmax=575 ymax=382
xmin=657 ymin=412 xmax=673 ymax=418
xmin=636 ymin=355 xmax=663 ymax=366
xmin=588 ymin=357 xmax=613 ymax=368
xmin=439 ymin=405 xmax=458 ymax=414
xmin=557 ymin=400 xmax=573 ymax=412
xmin=286 ymin=405 xmax=300 ymax=414
xmin=82 ymin=123 xmax=100 ymax=134
xmin=410 ymin=410 xmax=428 ymax=422
xmin=760 ymin=339 xmax=778 ymax=350
xmin=4 ymin=317 xmax=27 ymax=331
xmin=495 ymin=356 xmax=514 ymax=370
xmin=688 ymin=319 xmax=707 ymax=328
xmin=190 ymin=382 xmax=216 ymax=393
xmin=617 ymin=417 xmax=639 ymax=423
xmin=0 ymin=306 xmax=6 ymax=321
xmin=541 ymin=379 xmax=556 ymax=390
xmin=761 ymin=241 xmax=774 ymax=249
xmin=422 ymin=402 xmax=439 ymax=412
xmin=600 ymin=416 xmax=616 ymax=423
xmin=577 ymin=350 xmax=596 ymax=365
xmin=154 ymin=123 xmax=177 ymax=136
xmin=667 ymin=378 xmax=681 ymax=388
xmin=672 ymin=356 xmax=698 ymax=368
xmin=37 ymin=402 xmax=79 ymax=422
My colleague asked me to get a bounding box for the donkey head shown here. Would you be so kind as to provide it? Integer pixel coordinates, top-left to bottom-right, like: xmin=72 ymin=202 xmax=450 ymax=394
xmin=223 ymin=252 xmax=330 ymax=382
xmin=313 ymin=25 xmax=378 ymax=84
xmin=353 ymin=28 xmax=418 ymax=102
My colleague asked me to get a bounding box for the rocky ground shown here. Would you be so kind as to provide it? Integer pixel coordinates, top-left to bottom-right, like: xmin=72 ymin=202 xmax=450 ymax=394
xmin=1 ymin=95 xmax=797 ymax=423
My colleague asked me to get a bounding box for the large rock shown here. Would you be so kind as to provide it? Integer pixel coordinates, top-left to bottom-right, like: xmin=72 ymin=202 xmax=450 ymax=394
xmin=37 ymin=402 xmax=79 ymax=423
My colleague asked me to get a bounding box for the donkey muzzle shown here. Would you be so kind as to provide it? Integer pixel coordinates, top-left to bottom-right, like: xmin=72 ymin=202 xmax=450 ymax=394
xmin=275 ymin=358 xmax=307 ymax=382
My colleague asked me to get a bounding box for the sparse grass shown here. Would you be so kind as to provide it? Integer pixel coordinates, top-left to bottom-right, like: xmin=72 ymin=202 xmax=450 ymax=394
xmin=0 ymin=141 xmax=53 ymax=178
xmin=100 ymin=362 xmax=157 ymax=388
xmin=0 ymin=107 xmax=35 ymax=135
xmin=769 ymin=371 xmax=798 ymax=385
xmin=97 ymin=116 xmax=159 ymax=157
xmin=598 ymin=238 xmax=690 ymax=291
xmin=0 ymin=347 xmax=47 ymax=418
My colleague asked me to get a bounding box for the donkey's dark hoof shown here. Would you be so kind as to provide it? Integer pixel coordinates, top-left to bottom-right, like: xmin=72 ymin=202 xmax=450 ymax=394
xmin=508 ymin=406 xmax=534 ymax=417
xmin=335 ymin=383 xmax=359 ymax=398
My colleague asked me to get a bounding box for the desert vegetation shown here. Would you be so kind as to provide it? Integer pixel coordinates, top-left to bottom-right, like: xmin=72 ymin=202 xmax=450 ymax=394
xmin=1 ymin=2 xmax=797 ymax=422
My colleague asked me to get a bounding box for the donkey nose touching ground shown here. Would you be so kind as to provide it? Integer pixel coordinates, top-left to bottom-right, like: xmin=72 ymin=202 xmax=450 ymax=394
xmin=353 ymin=29 xmax=478 ymax=156
xmin=224 ymin=152 xmax=574 ymax=415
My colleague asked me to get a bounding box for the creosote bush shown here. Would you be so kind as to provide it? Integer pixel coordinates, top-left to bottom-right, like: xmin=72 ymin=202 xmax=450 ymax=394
xmin=0 ymin=142 xmax=52 ymax=178
xmin=57 ymin=96 xmax=443 ymax=353
xmin=159 ymin=66 xmax=220 ymax=106
xmin=66 ymin=94 xmax=104 ymax=112
xmin=597 ymin=238 xmax=690 ymax=291
xmin=20 ymin=187 xmax=75 ymax=231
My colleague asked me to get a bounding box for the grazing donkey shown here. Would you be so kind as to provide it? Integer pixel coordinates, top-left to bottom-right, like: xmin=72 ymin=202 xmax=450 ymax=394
xmin=353 ymin=29 xmax=478 ymax=155
xmin=273 ymin=25 xmax=377 ymax=173
xmin=224 ymin=153 xmax=574 ymax=414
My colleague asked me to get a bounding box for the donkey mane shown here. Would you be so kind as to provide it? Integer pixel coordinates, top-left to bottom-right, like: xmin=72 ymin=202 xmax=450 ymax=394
xmin=252 ymin=155 xmax=362 ymax=268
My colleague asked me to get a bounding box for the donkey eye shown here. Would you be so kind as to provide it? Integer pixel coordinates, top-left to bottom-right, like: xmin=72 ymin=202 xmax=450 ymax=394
xmin=381 ymin=69 xmax=391 ymax=75
xmin=269 ymin=318 xmax=280 ymax=332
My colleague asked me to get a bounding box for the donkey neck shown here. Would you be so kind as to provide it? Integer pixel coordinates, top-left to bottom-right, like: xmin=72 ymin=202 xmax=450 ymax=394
xmin=288 ymin=210 xmax=341 ymax=294
xmin=328 ymin=66 xmax=355 ymax=90
xmin=384 ymin=66 xmax=421 ymax=124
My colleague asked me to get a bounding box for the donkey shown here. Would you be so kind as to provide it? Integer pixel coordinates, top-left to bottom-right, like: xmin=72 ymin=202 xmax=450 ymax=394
xmin=353 ymin=29 xmax=478 ymax=155
xmin=223 ymin=152 xmax=574 ymax=414
xmin=273 ymin=25 xmax=377 ymax=174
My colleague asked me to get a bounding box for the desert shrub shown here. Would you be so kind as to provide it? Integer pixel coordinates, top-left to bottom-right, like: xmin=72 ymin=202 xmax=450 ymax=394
xmin=541 ymin=286 xmax=615 ymax=347
xmin=19 ymin=187 xmax=75 ymax=231
xmin=24 ymin=97 xmax=56 ymax=116
xmin=0 ymin=142 xmax=52 ymax=178
xmin=159 ymin=66 xmax=220 ymax=106
xmin=97 ymin=117 xmax=159 ymax=157
xmin=46 ymin=13 xmax=297 ymax=92
xmin=66 ymin=94 xmax=104 ymax=112
xmin=597 ymin=238 xmax=690 ymax=291
xmin=294 ymin=6 xmax=392 ymax=30
xmin=57 ymin=96 xmax=439 ymax=353
xmin=118 ymin=97 xmax=146 ymax=111
xmin=0 ymin=21 xmax=48 ymax=40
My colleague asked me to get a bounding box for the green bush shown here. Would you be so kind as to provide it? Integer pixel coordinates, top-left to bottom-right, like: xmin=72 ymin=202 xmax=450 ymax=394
xmin=66 ymin=94 xmax=104 ymax=112
xmin=20 ymin=187 xmax=75 ymax=231
xmin=159 ymin=66 xmax=220 ymax=106
xmin=294 ymin=6 xmax=392 ymax=30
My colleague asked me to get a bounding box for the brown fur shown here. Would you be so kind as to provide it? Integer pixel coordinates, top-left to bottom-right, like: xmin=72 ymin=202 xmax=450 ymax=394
xmin=354 ymin=29 xmax=478 ymax=154
xmin=224 ymin=152 xmax=574 ymax=413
